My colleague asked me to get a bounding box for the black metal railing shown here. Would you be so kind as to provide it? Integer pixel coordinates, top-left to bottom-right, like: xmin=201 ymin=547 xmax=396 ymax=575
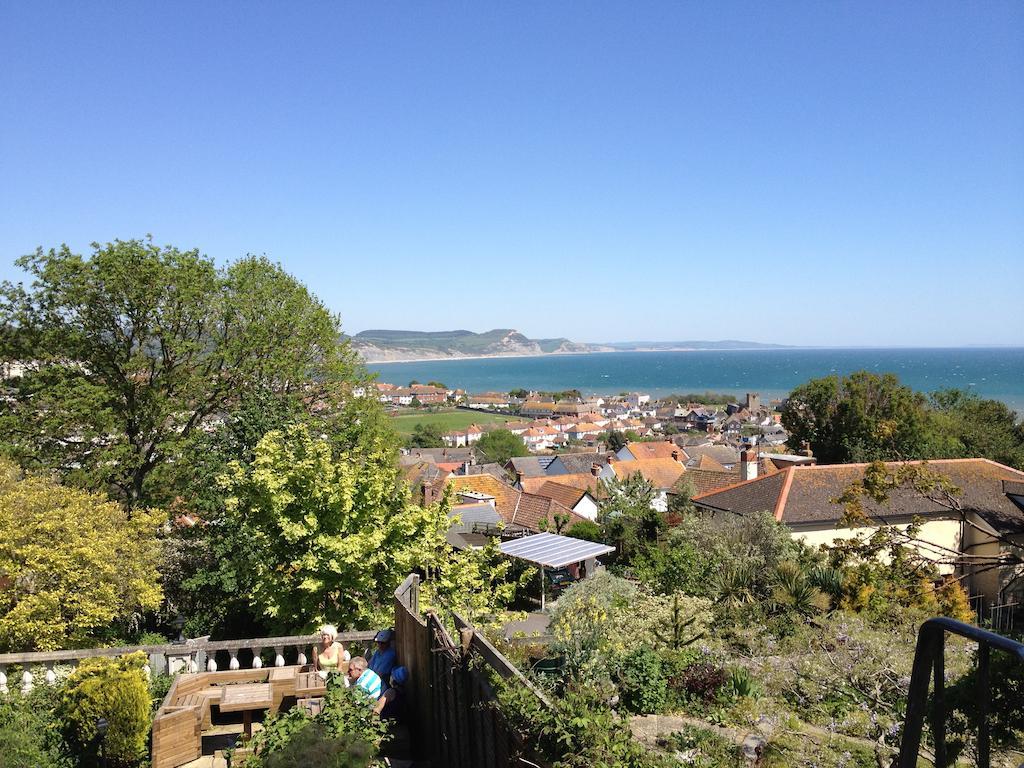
xmin=898 ymin=617 xmax=1024 ymax=768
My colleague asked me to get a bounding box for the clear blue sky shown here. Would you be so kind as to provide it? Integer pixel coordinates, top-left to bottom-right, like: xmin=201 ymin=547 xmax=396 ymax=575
xmin=1 ymin=2 xmax=1021 ymax=346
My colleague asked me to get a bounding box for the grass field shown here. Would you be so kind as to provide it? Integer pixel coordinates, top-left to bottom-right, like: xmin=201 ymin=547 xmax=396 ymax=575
xmin=390 ymin=409 xmax=515 ymax=436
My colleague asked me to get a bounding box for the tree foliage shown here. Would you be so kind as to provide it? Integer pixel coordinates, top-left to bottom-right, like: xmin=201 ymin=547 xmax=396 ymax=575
xmin=0 ymin=460 xmax=163 ymax=652
xmin=782 ymin=374 xmax=1023 ymax=468
xmin=782 ymin=372 xmax=944 ymax=463
xmin=212 ymin=423 xmax=449 ymax=633
xmin=597 ymin=473 xmax=664 ymax=560
xmin=421 ymin=530 xmax=532 ymax=631
xmin=0 ymin=238 xmax=363 ymax=506
xmin=408 ymin=421 xmax=445 ymax=448
xmin=929 ymin=388 xmax=1024 ymax=470
xmin=602 ymin=430 xmax=627 ymax=452
xmin=476 ymin=429 xmax=529 ymax=464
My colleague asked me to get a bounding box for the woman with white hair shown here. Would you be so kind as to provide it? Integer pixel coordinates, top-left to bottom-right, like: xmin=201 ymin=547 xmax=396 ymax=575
xmin=312 ymin=624 xmax=350 ymax=677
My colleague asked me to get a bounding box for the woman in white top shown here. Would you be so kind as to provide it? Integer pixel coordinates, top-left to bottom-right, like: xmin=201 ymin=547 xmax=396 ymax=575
xmin=312 ymin=624 xmax=350 ymax=678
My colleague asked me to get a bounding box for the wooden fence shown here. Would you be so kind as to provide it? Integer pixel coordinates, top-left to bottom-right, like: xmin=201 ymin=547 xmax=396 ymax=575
xmin=393 ymin=574 xmax=551 ymax=768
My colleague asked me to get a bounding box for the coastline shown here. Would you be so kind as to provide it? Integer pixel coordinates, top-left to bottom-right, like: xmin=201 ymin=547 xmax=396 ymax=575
xmin=361 ymin=347 xmax=784 ymax=364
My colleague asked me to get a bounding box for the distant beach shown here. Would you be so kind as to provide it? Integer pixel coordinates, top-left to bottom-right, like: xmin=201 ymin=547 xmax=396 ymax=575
xmin=367 ymin=347 xmax=1024 ymax=414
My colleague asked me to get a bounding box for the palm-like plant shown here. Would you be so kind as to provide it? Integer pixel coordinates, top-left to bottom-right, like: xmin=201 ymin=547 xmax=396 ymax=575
xmin=772 ymin=561 xmax=831 ymax=616
xmin=713 ymin=562 xmax=756 ymax=608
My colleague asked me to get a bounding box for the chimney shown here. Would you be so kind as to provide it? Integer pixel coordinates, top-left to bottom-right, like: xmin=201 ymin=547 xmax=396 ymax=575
xmin=671 ymin=450 xmax=680 ymax=462
xmin=463 ymin=461 xmax=472 ymax=475
xmin=515 ymin=470 xmax=524 ymax=487
xmin=740 ymin=440 xmax=759 ymax=482
xmin=591 ymin=463 xmax=600 ymax=476
xmin=421 ymin=482 xmax=434 ymax=506
xmin=801 ymin=442 xmax=814 ymax=458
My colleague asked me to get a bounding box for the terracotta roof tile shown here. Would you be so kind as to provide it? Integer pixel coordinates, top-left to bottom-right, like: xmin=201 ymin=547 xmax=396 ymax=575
xmin=621 ymin=441 xmax=686 ymax=461
xmin=611 ymin=458 xmax=686 ymax=489
xmin=446 ymin=474 xmax=586 ymax=532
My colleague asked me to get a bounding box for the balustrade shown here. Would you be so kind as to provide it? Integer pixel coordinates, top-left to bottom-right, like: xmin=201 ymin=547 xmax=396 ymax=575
xmin=0 ymin=629 xmax=376 ymax=694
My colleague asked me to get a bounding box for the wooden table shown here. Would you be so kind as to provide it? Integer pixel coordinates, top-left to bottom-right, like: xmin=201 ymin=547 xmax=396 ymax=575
xmin=219 ymin=683 xmax=273 ymax=740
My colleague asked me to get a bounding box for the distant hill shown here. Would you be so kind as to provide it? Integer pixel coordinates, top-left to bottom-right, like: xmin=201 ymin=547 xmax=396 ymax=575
xmin=605 ymin=340 xmax=789 ymax=351
xmin=349 ymin=329 xmax=613 ymax=362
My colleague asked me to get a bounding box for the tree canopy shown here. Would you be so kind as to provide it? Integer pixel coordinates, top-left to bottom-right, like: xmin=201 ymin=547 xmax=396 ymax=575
xmin=782 ymin=373 xmax=1022 ymax=467
xmin=0 ymin=238 xmax=365 ymax=506
xmin=476 ymin=429 xmax=529 ymax=464
xmin=0 ymin=460 xmax=163 ymax=651
xmin=211 ymin=423 xmax=449 ymax=633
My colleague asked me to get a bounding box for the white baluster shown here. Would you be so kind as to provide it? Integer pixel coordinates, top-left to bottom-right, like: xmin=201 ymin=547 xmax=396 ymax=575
xmin=229 ymin=650 xmax=240 ymax=670
xmin=296 ymin=647 xmax=307 ymax=665
xmin=251 ymin=649 xmax=263 ymax=669
xmin=274 ymin=647 xmax=285 ymax=667
xmin=187 ymin=656 xmax=199 ymax=674
xmin=21 ymin=669 xmax=33 ymax=694
xmin=207 ymin=656 xmax=218 ymax=672
xmin=142 ymin=663 xmax=152 ymax=679
xmin=44 ymin=664 xmax=56 ymax=685
xmin=0 ymin=665 xmax=8 ymax=694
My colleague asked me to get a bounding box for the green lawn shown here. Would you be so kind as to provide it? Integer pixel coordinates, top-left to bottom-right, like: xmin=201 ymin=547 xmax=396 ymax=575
xmin=390 ymin=409 xmax=515 ymax=436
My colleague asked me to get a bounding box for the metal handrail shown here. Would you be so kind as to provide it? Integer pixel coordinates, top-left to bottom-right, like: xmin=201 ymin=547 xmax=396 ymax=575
xmin=898 ymin=617 xmax=1024 ymax=768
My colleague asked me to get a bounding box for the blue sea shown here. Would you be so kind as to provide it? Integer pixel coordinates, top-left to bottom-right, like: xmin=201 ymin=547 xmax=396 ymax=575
xmin=367 ymin=348 xmax=1024 ymax=414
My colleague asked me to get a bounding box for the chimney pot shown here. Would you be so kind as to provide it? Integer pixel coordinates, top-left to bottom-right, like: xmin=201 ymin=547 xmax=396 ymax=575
xmin=591 ymin=463 xmax=600 ymax=476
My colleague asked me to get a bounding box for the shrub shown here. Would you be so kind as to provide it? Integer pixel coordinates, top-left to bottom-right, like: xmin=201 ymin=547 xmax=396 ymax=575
xmin=248 ymin=675 xmax=386 ymax=765
xmin=496 ymin=682 xmax=676 ymax=768
xmin=675 ymin=662 xmax=726 ymax=703
xmin=0 ymin=460 xmax=164 ymax=652
xmin=0 ymin=684 xmax=73 ymax=768
xmin=942 ymin=649 xmax=1024 ymax=761
xmin=258 ymin=724 xmax=375 ymax=768
xmin=567 ymin=520 xmax=603 ymax=543
xmin=659 ymin=648 xmax=701 ymax=711
xmin=549 ymin=574 xmax=712 ymax=691
xmin=616 ymin=647 xmax=666 ymax=714
xmin=59 ymin=651 xmax=151 ymax=768
xmin=771 ymin=562 xmax=830 ymax=617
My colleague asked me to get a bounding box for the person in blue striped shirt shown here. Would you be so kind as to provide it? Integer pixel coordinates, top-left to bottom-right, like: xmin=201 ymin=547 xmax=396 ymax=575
xmin=346 ymin=656 xmax=382 ymax=699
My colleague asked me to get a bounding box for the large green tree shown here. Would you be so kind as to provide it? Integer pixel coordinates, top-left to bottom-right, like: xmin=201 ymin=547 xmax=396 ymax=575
xmin=781 ymin=371 xmax=955 ymax=464
xmin=210 ymin=423 xmax=449 ymax=633
xmin=929 ymin=389 xmax=1024 ymax=470
xmin=476 ymin=429 xmax=529 ymax=464
xmin=0 ymin=238 xmax=365 ymax=506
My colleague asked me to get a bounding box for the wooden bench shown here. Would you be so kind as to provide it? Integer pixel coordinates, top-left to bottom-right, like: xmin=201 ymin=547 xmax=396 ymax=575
xmin=174 ymin=688 xmax=223 ymax=729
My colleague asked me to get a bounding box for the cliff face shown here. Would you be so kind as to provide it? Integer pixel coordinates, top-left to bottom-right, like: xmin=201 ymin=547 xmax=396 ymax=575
xmin=349 ymin=329 xmax=612 ymax=362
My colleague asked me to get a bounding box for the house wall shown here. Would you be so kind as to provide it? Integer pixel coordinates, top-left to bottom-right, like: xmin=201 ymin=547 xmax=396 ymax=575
xmin=789 ymin=518 xmax=962 ymax=576
xmin=573 ymin=495 xmax=599 ymax=521
xmin=961 ymin=514 xmax=1024 ymax=607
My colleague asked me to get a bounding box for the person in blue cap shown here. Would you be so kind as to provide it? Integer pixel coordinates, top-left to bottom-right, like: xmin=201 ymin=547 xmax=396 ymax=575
xmin=368 ymin=628 xmax=397 ymax=683
xmin=374 ymin=666 xmax=407 ymax=719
